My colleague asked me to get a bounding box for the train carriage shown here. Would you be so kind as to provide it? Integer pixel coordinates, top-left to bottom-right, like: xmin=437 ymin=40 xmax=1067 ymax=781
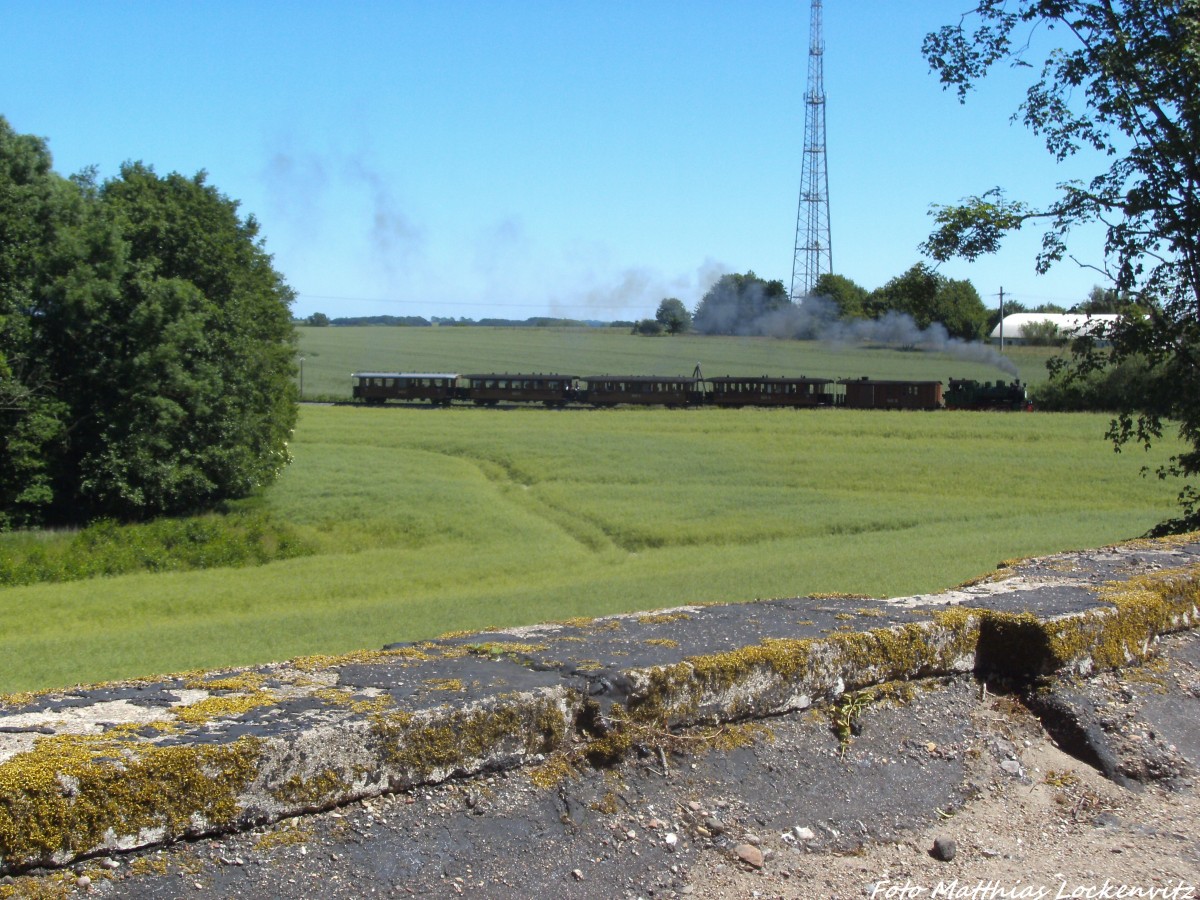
xmin=580 ymin=375 xmax=702 ymax=407
xmin=462 ymin=374 xmax=578 ymax=406
xmin=838 ymin=377 xmax=944 ymax=410
xmin=351 ymin=372 xmax=461 ymax=405
xmin=707 ymin=375 xmax=835 ymax=408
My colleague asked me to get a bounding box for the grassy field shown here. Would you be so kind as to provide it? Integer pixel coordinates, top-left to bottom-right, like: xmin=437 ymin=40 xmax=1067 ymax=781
xmin=296 ymin=326 xmax=1062 ymax=399
xmin=0 ymin=399 xmax=1180 ymax=695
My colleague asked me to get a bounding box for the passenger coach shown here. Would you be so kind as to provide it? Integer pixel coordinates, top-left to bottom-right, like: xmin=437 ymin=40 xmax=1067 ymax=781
xmin=351 ymin=372 xmax=461 ymax=405
xmin=580 ymin=375 xmax=702 ymax=407
xmin=462 ymin=374 xmax=577 ymax=406
xmin=707 ymin=376 xmax=835 ymax=408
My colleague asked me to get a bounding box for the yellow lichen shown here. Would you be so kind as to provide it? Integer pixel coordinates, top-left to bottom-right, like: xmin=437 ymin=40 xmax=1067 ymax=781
xmin=0 ymin=731 xmax=261 ymax=870
xmin=643 ymin=638 xmax=680 ymax=648
xmin=528 ymin=754 xmax=577 ymax=790
xmin=253 ymin=821 xmax=314 ymax=851
xmin=128 ymin=854 xmax=171 ymax=877
xmin=975 ymin=565 xmax=1200 ymax=677
xmin=424 ymin=678 xmax=465 ymax=692
xmin=629 ymin=607 xmax=980 ymax=724
xmin=290 ymin=647 xmax=430 ymax=672
xmin=312 ymin=687 xmax=394 ymax=714
xmin=369 ymin=698 xmax=568 ymax=782
xmin=182 ymin=672 xmax=267 ymax=692
xmin=636 ymin=612 xmax=690 ymax=625
xmin=173 ymin=691 xmax=276 ymax=725
xmin=270 ymin=769 xmax=351 ymax=809
xmin=464 ymin=642 xmax=548 ymax=659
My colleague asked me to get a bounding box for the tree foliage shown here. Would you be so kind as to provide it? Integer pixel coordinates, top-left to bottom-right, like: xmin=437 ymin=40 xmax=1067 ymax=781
xmin=922 ymin=2 xmax=1200 ymax=532
xmin=811 ymin=273 xmax=870 ymax=320
xmin=654 ymin=297 xmax=692 ymax=334
xmin=0 ymin=118 xmax=296 ymax=529
xmin=866 ymin=263 xmax=988 ymax=340
xmin=692 ymin=272 xmax=790 ymax=335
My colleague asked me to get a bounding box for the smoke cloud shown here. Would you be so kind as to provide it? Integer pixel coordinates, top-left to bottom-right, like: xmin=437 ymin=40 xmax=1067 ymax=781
xmin=740 ymin=295 xmax=1019 ymax=377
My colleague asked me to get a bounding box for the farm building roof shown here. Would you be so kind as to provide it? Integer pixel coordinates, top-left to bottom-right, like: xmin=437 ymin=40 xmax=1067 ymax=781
xmin=989 ymin=313 xmax=1119 ymax=340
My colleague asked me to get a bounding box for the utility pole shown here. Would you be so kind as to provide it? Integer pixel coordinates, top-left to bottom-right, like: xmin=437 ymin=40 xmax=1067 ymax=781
xmin=790 ymin=0 xmax=832 ymax=301
xmin=998 ymin=287 xmax=1005 ymax=350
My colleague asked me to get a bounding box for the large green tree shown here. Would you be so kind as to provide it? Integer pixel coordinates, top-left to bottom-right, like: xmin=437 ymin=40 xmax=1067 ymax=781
xmin=866 ymin=263 xmax=988 ymax=340
xmin=921 ymin=1 xmax=1200 ymax=532
xmin=692 ymin=272 xmax=790 ymax=335
xmin=0 ymin=121 xmax=80 ymax=527
xmin=0 ymin=118 xmax=297 ymax=527
xmin=811 ymin=273 xmax=870 ymax=320
xmin=654 ymin=297 xmax=692 ymax=334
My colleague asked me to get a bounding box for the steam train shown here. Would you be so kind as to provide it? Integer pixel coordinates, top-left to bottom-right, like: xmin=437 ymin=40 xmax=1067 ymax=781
xmin=351 ymin=370 xmax=1030 ymax=411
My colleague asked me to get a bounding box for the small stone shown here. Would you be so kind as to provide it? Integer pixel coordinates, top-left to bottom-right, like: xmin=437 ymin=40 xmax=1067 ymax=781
xmin=794 ymin=826 xmax=816 ymax=842
xmin=703 ymin=816 xmax=725 ymax=835
xmin=930 ymin=837 xmax=957 ymax=862
xmin=735 ymin=843 xmax=765 ymax=869
xmin=1000 ymin=759 xmax=1023 ymax=777
xmin=664 ymin=832 xmax=678 ymax=850
xmin=76 ymin=875 xmax=91 ymax=890
xmin=571 ymin=869 xmax=584 ymax=881
xmin=742 ymin=833 xmax=762 ymax=846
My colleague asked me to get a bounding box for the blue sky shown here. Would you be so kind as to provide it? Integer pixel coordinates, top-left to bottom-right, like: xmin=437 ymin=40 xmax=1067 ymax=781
xmin=2 ymin=1 xmax=1111 ymax=322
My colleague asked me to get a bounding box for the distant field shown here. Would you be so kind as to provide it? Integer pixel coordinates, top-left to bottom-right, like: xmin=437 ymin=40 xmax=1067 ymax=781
xmin=0 ymin=401 xmax=1179 ymax=694
xmin=295 ymin=326 xmax=1061 ymax=399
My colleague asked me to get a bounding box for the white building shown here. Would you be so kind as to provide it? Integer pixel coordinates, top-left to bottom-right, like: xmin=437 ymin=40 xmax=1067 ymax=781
xmin=990 ymin=313 xmax=1120 ymax=344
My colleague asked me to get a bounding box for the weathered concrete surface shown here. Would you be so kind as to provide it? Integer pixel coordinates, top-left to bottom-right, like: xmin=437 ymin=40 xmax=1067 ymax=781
xmin=1 ymin=535 xmax=1198 ymax=876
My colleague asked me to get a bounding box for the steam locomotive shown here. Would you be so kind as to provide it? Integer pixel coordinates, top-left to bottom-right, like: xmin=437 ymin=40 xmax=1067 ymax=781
xmin=351 ymin=371 xmax=1030 ymax=411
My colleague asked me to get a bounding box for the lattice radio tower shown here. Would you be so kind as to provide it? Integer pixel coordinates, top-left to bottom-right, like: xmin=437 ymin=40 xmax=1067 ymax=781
xmin=790 ymin=0 xmax=832 ymax=301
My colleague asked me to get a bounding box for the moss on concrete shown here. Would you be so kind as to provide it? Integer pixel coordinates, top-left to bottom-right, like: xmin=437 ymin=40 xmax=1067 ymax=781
xmin=270 ymin=769 xmax=352 ymax=810
xmin=977 ymin=566 xmax=1200 ymax=678
xmin=627 ymin=609 xmax=980 ymax=725
xmin=370 ymin=696 xmax=569 ymax=783
xmin=0 ymin=731 xmax=261 ymax=871
xmin=173 ymin=691 xmax=277 ymax=725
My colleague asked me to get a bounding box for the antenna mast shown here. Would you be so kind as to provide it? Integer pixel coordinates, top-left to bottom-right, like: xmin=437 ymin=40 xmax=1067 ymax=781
xmin=790 ymin=0 xmax=832 ymax=301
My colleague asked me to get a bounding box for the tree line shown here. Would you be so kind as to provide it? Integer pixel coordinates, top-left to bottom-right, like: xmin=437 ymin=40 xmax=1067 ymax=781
xmin=634 ymin=264 xmax=993 ymax=341
xmin=0 ymin=117 xmax=297 ymax=530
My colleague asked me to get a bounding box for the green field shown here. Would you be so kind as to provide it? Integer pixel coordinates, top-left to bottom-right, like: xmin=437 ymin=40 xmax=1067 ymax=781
xmin=0 ymin=393 xmax=1181 ymax=695
xmin=296 ymin=325 xmax=1062 ymax=399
